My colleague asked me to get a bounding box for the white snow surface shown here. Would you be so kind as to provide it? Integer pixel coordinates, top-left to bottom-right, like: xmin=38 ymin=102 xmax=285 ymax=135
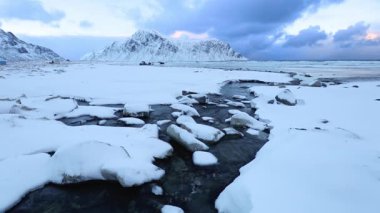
xmin=216 ymin=81 xmax=380 ymax=213
xmin=10 ymin=96 xmax=78 ymax=119
xmin=193 ymin=151 xmax=218 ymax=166
xmin=0 ymin=153 xmax=51 ymax=212
xmin=0 ymin=61 xmax=290 ymax=211
xmin=59 ymin=106 xmax=118 ymax=119
xmin=0 ymin=62 xmax=290 ymax=105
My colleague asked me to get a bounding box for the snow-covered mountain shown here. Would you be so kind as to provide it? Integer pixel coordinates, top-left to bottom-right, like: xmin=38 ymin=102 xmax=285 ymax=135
xmin=0 ymin=29 xmax=63 ymax=61
xmin=82 ymin=30 xmax=246 ymax=62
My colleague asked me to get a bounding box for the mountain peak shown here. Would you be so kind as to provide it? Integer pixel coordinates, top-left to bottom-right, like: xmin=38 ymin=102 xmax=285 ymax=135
xmin=131 ymin=29 xmax=165 ymax=43
xmin=82 ymin=29 xmax=246 ymax=62
xmin=0 ymin=28 xmax=63 ymax=61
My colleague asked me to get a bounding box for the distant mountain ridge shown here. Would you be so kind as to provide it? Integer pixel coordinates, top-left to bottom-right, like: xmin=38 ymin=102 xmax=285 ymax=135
xmin=81 ymin=30 xmax=246 ymax=62
xmin=0 ymin=29 xmax=63 ymax=61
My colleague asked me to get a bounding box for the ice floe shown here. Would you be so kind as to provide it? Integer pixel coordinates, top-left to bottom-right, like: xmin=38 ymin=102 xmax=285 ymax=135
xmin=166 ymin=124 xmax=209 ymax=152
xmin=192 ymin=151 xmax=218 ymax=166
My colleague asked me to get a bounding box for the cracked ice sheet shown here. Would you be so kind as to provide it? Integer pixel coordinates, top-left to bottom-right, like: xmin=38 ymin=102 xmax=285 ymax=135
xmin=0 ymin=114 xmax=172 ymax=161
xmin=0 ymin=62 xmax=291 ymax=105
xmin=0 ymin=114 xmax=172 ymax=211
xmin=216 ymin=81 xmax=380 ymax=213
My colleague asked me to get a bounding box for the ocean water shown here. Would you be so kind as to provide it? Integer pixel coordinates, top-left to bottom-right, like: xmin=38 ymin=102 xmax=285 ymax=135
xmin=166 ymin=60 xmax=380 ymax=78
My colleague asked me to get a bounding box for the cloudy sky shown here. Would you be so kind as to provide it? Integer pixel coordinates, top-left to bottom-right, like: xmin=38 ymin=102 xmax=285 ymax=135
xmin=1 ymin=0 xmax=379 ymax=60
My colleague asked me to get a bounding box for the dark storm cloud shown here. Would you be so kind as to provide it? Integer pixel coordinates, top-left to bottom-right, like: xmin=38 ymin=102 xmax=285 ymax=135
xmin=148 ymin=0 xmax=342 ymax=36
xmin=0 ymin=0 xmax=64 ymax=22
xmin=284 ymin=26 xmax=327 ymax=47
xmin=333 ymin=22 xmax=369 ymax=42
xmin=143 ymin=0 xmax=343 ymax=58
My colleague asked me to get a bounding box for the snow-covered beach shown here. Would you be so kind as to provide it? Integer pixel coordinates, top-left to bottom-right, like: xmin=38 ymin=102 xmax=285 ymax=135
xmin=1 ymin=61 xmax=380 ymax=212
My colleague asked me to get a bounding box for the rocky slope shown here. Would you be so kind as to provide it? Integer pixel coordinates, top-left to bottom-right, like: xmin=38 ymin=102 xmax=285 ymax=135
xmin=82 ymin=30 xmax=246 ymax=62
xmin=0 ymin=29 xmax=63 ymax=61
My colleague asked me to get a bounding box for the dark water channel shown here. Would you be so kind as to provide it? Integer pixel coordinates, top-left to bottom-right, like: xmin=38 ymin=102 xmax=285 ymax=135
xmin=9 ymin=83 xmax=269 ymax=213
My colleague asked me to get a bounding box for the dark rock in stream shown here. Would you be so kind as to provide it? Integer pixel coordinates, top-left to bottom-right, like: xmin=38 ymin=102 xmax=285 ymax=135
xmin=9 ymin=82 xmax=271 ymax=213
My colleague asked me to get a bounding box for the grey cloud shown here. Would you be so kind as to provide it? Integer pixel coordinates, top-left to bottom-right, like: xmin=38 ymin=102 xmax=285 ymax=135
xmin=0 ymin=0 xmax=64 ymax=22
xmin=333 ymin=22 xmax=380 ymax=48
xmin=284 ymin=26 xmax=327 ymax=47
xmin=142 ymin=0 xmax=344 ymax=59
xmin=334 ymin=22 xmax=369 ymax=42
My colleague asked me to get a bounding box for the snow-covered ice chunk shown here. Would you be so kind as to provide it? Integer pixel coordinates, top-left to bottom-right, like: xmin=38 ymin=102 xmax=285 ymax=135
xmin=59 ymin=106 xmax=117 ymax=119
xmin=166 ymin=124 xmax=209 ymax=152
xmin=246 ymin=128 xmax=260 ymax=136
xmin=229 ymin=111 xmax=267 ymax=130
xmin=49 ymin=141 xmax=165 ymax=187
xmin=0 ymin=153 xmax=51 ymax=212
xmin=98 ymin=120 xmax=107 ymax=125
xmin=223 ymin=127 xmax=244 ymax=137
xmin=123 ymin=103 xmax=151 ymax=118
xmin=170 ymin=103 xmax=200 ymax=117
xmin=217 ymin=104 xmax=229 ymax=107
xmin=182 ymin=123 xmax=224 ymax=143
xmin=176 ymin=115 xmax=196 ymax=125
xmin=161 ymin=205 xmax=184 ymax=213
xmin=151 ymin=184 xmax=163 ymax=195
xmin=119 ymin=117 xmax=145 ymax=125
xmin=157 ymin=119 xmax=171 ymax=126
xmin=188 ymin=93 xmax=208 ymax=104
xmin=192 ymin=151 xmax=218 ymax=166
xmin=228 ymin=109 xmax=243 ymax=115
xmin=275 ymin=89 xmax=297 ymax=106
xmin=226 ymin=100 xmax=246 ymax=108
xmin=10 ymin=96 xmax=77 ymax=119
xmin=177 ymin=96 xmax=198 ymax=104
xmin=202 ymin=116 xmax=214 ymax=123
xmin=176 ymin=115 xmax=224 ymax=143
xmin=249 ymin=100 xmax=257 ymax=109
xmin=171 ymin=111 xmax=182 ymax=118
xmin=232 ymin=95 xmax=247 ymax=100
xmin=0 ymin=115 xmax=172 ymax=161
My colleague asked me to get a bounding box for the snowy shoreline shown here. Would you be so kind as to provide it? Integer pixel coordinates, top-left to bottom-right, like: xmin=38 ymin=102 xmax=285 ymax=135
xmin=1 ymin=61 xmax=380 ymax=212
